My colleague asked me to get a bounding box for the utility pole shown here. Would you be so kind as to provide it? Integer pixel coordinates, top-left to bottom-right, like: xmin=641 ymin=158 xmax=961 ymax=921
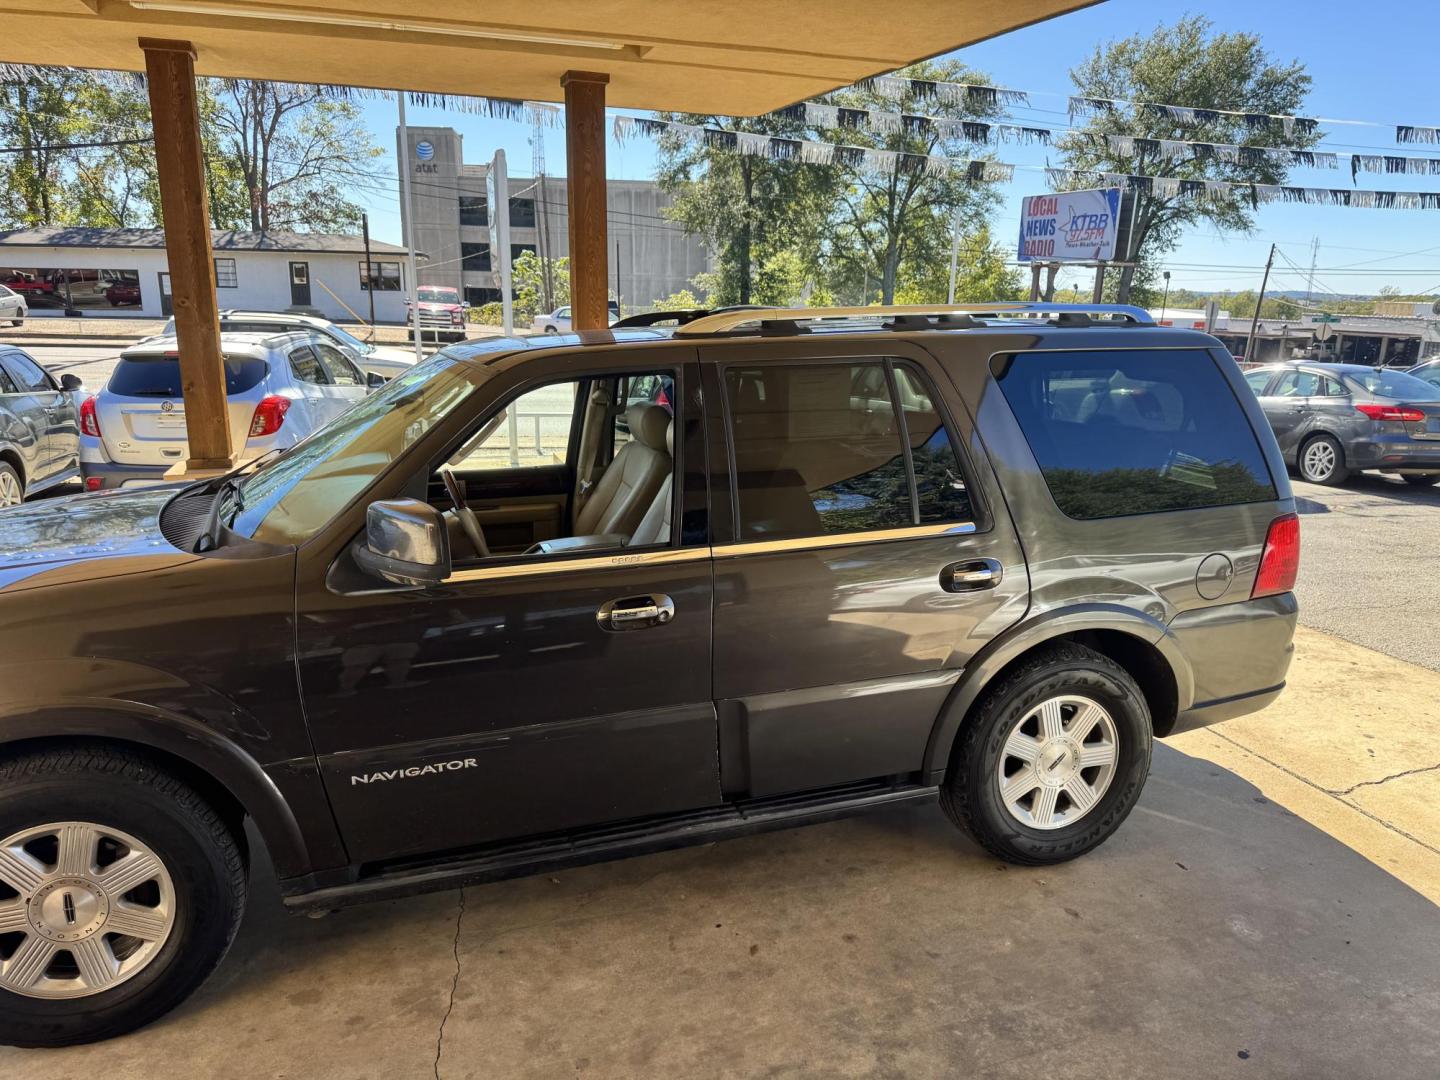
xmin=1245 ymin=243 xmax=1277 ymax=364
xmin=1160 ymin=270 xmax=1171 ymax=322
xmin=397 ymin=94 xmax=423 ymax=361
xmin=532 ymin=112 xmax=555 ymax=313
xmin=946 ymin=210 xmax=962 ymax=304
xmin=361 ymin=211 xmax=376 ymax=337
xmin=1305 ymin=236 xmax=1319 ymax=309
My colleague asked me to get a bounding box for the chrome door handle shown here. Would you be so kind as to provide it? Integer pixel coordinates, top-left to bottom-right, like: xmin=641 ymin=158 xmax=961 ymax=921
xmin=940 ymin=559 xmax=1003 ymax=593
xmin=596 ymin=593 xmax=675 ymax=632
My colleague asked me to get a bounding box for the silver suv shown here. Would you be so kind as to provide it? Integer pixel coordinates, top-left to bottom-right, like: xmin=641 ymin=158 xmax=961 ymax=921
xmin=80 ymin=331 xmax=371 ymax=489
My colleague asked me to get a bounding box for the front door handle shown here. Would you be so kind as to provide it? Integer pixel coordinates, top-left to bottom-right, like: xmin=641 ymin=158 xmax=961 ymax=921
xmin=596 ymin=593 xmax=675 ymax=632
xmin=940 ymin=559 xmax=1003 ymax=593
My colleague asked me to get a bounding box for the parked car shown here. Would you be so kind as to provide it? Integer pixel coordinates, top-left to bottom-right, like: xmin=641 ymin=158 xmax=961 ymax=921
xmin=0 ymin=303 xmax=1300 ymax=1046
xmin=1 ymin=272 xmax=54 ymax=298
xmin=78 ymin=331 xmax=371 ymax=489
xmin=104 ymin=281 xmax=143 ymax=307
xmin=0 ymin=283 xmax=27 ymax=326
xmin=0 ymin=345 xmax=82 ymax=506
xmin=148 ymin=310 xmax=412 ymax=382
xmin=531 ymin=301 xmax=621 ymax=333
xmin=406 ymin=285 xmax=466 ymax=342
xmin=1407 ymin=357 xmax=1440 ymax=393
xmin=1243 ymin=361 xmax=1440 ymax=486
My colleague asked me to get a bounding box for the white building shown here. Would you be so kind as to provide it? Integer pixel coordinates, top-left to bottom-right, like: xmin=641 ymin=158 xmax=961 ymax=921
xmin=0 ymin=227 xmax=415 ymax=324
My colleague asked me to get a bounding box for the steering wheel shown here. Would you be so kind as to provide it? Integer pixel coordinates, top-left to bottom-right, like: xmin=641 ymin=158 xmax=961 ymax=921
xmin=439 ymin=465 xmax=490 ymax=559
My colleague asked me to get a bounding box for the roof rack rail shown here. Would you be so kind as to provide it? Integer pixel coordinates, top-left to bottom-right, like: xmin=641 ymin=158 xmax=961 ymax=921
xmin=672 ymin=303 xmax=1154 ymax=337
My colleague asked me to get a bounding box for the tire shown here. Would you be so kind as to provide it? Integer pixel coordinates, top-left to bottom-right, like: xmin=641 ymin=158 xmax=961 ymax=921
xmin=1402 ymin=475 xmax=1440 ymax=487
xmin=544 ymin=325 xmax=558 ymax=334
xmin=940 ymin=643 xmax=1153 ymax=866
xmin=0 ymin=461 xmax=23 ymax=507
xmin=0 ymin=747 xmax=246 ymax=1048
xmin=1297 ymin=433 xmax=1350 ymax=486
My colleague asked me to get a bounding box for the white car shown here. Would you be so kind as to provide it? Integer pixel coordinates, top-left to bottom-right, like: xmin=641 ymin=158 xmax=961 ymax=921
xmin=531 ymin=303 xmax=620 ymax=333
xmin=149 ymin=311 xmax=415 ymax=381
xmin=0 ymin=283 xmax=27 ymax=326
xmin=80 ymin=331 xmax=371 ymax=489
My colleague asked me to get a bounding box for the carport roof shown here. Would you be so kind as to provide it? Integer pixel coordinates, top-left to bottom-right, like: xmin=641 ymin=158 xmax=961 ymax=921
xmin=0 ymin=227 xmax=409 ymax=255
xmin=0 ymin=0 xmax=1098 ymax=115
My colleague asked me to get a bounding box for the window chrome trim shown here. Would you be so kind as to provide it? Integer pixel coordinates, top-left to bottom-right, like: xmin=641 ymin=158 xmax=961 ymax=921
xmin=713 ymin=521 xmax=976 ymax=559
xmin=439 ymin=521 xmax=977 ymax=583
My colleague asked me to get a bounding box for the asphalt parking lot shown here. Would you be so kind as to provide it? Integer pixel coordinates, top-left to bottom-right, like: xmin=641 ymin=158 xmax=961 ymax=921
xmin=3 ymin=340 xmax=1438 ymax=1076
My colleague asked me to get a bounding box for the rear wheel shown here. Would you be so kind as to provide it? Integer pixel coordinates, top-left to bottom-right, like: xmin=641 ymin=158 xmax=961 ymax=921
xmin=0 ymin=462 xmax=23 ymax=507
xmin=0 ymin=748 xmax=246 ymax=1047
xmin=1402 ymin=474 xmax=1440 ymax=487
xmin=940 ymin=644 xmax=1153 ymax=865
xmin=1298 ymin=433 xmax=1349 ymax=486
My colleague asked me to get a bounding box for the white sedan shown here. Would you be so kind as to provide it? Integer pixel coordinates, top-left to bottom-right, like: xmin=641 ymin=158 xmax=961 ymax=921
xmin=531 ymin=304 xmax=620 ymax=333
xmin=0 ymin=283 xmax=26 ymax=326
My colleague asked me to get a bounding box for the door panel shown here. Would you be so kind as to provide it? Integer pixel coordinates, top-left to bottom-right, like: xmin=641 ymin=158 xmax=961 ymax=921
xmin=702 ymin=344 xmax=1027 ymax=799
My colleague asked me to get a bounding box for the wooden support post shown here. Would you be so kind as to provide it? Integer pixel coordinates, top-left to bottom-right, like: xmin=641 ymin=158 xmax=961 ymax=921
xmin=562 ymin=70 xmax=610 ymax=331
xmin=141 ymin=38 xmax=233 ymax=470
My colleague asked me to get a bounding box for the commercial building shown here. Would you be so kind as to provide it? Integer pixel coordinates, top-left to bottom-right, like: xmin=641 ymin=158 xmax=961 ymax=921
xmin=0 ymin=227 xmax=413 ymax=323
xmin=397 ymin=126 xmax=711 ymax=309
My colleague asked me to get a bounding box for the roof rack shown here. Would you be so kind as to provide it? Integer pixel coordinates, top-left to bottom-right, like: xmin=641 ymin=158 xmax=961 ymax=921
xmin=671 ymin=303 xmax=1154 ymax=337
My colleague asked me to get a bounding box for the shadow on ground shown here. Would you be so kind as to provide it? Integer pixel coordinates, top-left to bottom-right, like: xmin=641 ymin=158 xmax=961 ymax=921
xmin=5 ymin=745 xmax=1437 ymax=1079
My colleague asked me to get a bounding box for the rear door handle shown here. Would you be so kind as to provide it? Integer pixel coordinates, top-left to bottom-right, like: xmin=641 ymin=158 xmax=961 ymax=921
xmin=596 ymin=593 xmax=675 ymax=632
xmin=940 ymin=559 xmax=1003 ymax=593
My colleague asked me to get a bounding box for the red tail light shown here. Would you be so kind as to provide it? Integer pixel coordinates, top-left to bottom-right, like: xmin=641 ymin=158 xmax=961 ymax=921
xmin=79 ymin=395 xmax=101 ymax=437
xmin=85 ymin=476 xmax=103 ymax=491
xmin=1252 ymin=513 xmax=1300 ymax=598
xmin=1355 ymin=403 xmax=1425 ymax=422
xmin=249 ymin=395 xmax=291 ymax=437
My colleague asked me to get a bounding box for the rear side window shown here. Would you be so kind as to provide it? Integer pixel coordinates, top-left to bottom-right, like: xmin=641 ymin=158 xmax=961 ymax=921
xmin=725 ymin=360 xmax=973 ymax=541
xmin=108 ymin=354 xmax=267 ymax=397
xmin=992 ymin=349 xmax=1276 ymax=520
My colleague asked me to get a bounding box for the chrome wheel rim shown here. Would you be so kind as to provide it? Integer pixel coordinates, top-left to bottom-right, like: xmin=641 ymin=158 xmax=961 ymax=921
xmin=0 ymin=470 xmax=21 ymax=507
xmin=997 ymin=695 xmax=1120 ymax=830
xmin=1303 ymin=440 xmax=1337 ymax=480
xmin=0 ymin=822 xmax=176 ymax=999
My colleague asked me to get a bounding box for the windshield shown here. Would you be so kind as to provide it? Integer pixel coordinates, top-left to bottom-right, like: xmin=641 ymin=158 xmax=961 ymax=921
xmin=417 ymin=288 xmax=460 ymax=304
xmin=231 ymin=353 xmax=482 ymax=545
xmin=109 ymin=353 xmax=267 ymax=397
xmin=1351 ymin=369 xmax=1440 ymax=401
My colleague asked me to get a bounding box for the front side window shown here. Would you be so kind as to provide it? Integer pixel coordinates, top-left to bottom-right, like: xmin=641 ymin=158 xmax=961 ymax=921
xmin=1 ymin=351 xmax=55 ymax=393
xmin=448 ymin=381 xmax=579 ymax=471
xmin=289 ymin=345 xmax=329 ymax=386
xmin=726 ymin=361 xmax=922 ymax=541
xmin=314 ymin=342 xmax=363 ymax=387
xmin=992 ymin=349 xmax=1276 ymax=520
xmin=1244 ymin=369 xmax=1274 ymax=394
xmin=0 ymin=362 xmax=17 ymax=394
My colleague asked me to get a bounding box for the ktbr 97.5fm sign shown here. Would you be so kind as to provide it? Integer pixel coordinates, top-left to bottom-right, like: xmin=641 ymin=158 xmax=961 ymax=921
xmin=1017 ymin=188 xmax=1122 ymax=262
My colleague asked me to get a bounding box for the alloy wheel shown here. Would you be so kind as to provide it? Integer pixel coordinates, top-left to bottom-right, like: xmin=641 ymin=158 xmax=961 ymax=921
xmin=0 ymin=470 xmax=21 ymax=507
xmin=0 ymin=823 xmax=176 ymax=999
xmin=1302 ymin=439 xmax=1337 ymax=482
xmin=996 ymin=695 xmax=1120 ymax=830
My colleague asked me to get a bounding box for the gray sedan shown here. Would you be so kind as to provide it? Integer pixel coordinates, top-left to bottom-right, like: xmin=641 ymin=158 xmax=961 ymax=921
xmin=0 ymin=345 xmax=82 ymax=506
xmin=1243 ymin=362 xmax=1440 ymax=486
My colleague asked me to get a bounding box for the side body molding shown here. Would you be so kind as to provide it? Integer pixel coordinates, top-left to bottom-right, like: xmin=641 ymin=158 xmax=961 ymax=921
xmin=920 ymin=603 xmax=1195 ymax=783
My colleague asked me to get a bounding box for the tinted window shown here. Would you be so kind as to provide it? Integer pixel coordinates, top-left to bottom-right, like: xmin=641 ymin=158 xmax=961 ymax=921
xmin=894 ymin=365 xmax=974 ymax=524
xmin=1318 ymin=376 xmax=1348 ymax=398
xmin=314 ymin=342 xmax=362 ymax=387
xmin=1412 ymin=364 xmax=1440 ymax=390
xmin=0 ymin=362 xmax=17 ymax=394
xmin=289 ymin=345 xmax=329 ymax=385
xmin=993 ymin=349 xmax=1276 ymax=520
xmin=458 ymin=195 xmax=487 ymax=227
xmin=1 ymin=351 xmax=55 ymax=393
xmin=1244 ymin=369 xmax=1274 ymax=394
xmin=726 ymin=362 xmax=912 ymax=540
xmin=108 ymin=354 xmax=267 ymax=397
xmin=460 ymin=243 xmax=490 ymax=271
xmin=1348 ymin=369 xmax=1440 ymax=401
xmin=1271 ymin=371 xmax=1321 ymax=397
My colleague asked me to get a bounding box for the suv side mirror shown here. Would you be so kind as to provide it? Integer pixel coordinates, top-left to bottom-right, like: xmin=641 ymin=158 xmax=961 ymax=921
xmin=366 ymin=371 xmax=386 ymax=389
xmin=353 ymin=499 xmax=451 ymax=588
xmin=60 ymin=373 xmax=84 ymax=391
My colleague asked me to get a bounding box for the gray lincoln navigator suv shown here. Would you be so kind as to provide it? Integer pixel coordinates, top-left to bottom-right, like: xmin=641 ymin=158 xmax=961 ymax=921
xmin=0 ymin=303 xmax=1298 ymax=1046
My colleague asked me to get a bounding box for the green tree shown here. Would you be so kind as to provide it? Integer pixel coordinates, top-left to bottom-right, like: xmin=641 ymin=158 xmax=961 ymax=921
xmin=0 ymin=67 xmax=96 ymax=226
xmin=819 ymin=59 xmax=1009 ymax=304
xmin=511 ymin=250 xmax=570 ymax=322
xmin=1060 ymin=16 xmax=1317 ymax=301
xmin=656 ymin=111 xmax=839 ymax=305
xmin=207 ymin=79 xmax=382 ymax=232
xmin=894 ymin=224 xmax=1023 ymax=304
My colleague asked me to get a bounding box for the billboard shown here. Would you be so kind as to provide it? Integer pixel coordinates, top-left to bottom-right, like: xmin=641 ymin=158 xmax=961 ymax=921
xmin=1017 ymin=188 xmax=1122 ymax=263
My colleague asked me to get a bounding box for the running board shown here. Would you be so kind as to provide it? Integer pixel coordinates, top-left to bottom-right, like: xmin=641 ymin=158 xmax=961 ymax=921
xmin=284 ymin=780 xmax=938 ymax=912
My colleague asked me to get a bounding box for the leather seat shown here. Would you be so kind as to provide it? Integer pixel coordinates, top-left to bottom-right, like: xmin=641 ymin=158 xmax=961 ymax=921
xmin=575 ymin=404 xmax=671 ymax=538
xmin=629 ymin=419 xmax=674 ymax=546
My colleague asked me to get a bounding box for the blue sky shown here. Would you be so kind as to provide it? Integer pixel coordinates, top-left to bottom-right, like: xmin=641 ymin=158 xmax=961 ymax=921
xmin=352 ymin=0 xmax=1440 ymax=299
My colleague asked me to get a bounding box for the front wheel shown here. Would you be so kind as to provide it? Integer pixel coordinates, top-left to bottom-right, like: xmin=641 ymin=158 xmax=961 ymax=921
xmin=0 ymin=462 xmax=23 ymax=507
xmin=1298 ymin=433 xmax=1350 ymax=486
xmin=940 ymin=644 xmax=1153 ymax=865
xmin=0 ymin=748 xmax=247 ymax=1047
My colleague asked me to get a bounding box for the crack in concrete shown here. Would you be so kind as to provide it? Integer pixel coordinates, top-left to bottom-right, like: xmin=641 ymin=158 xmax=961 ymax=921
xmin=433 ymin=889 xmax=466 ymax=1080
xmin=1334 ymin=761 xmax=1440 ymax=797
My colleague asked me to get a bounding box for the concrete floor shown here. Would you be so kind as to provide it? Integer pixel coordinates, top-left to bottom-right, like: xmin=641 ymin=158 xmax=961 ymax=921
xmin=2 ymin=626 xmax=1437 ymax=1078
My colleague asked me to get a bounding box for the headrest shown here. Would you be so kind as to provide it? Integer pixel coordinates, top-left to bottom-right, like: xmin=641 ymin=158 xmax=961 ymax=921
xmin=627 ymin=404 xmax=671 ymax=451
xmin=666 ymin=418 xmax=674 ymax=456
